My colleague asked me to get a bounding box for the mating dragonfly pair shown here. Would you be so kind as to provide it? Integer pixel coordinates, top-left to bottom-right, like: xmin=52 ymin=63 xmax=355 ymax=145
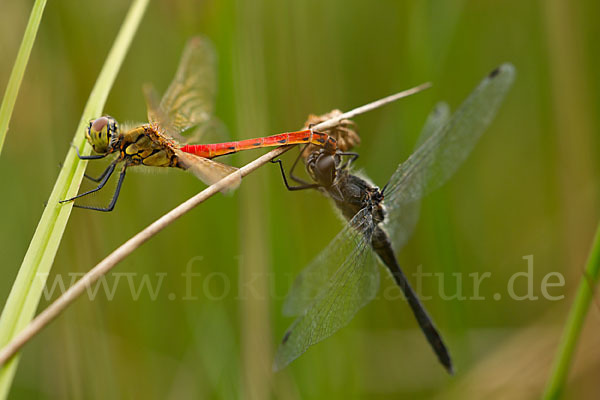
xmin=61 ymin=37 xmax=334 ymax=211
xmin=62 ymin=36 xmax=515 ymax=373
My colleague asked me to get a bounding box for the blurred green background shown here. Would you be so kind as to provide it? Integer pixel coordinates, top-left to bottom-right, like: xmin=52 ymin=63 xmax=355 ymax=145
xmin=1 ymin=0 xmax=599 ymax=398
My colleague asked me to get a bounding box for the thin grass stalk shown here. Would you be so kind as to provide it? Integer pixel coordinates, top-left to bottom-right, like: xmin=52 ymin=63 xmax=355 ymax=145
xmin=542 ymin=222 xmax=600 ymax=399
xmin=0 ymin=0 xmax=47 ymax=154
xmin=0 ymin=1 xmax=149 ymax=398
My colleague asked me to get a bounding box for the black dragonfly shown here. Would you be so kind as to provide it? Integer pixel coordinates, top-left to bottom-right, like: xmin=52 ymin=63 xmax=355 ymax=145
xmin=271 ymin=64 xmax=515 ymax=373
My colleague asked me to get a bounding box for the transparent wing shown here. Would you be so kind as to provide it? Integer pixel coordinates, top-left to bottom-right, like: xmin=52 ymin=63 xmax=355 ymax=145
xmin=144 ymin=36 xmax=217 ymax=141
xmin=283 ymin=207 xmax=378 ymax=316
xmin=274 ymin=208 xmax=379 ymax=370
xmin=144 ymin=83 xmax=168 ymax=129
xmin=385 ymin=63 xmax=515 ymax=209
xmin=415 ymin=102 xmax=450 ymax=148
xmin=143 ymin=83 xmax=184 ymax=145
xmin=384 ymin=102 xmax=450 ymax=253
xmin=181 ymin=116 xmax=230 ymax=144
xmin=174 ymin=149 xmax=241 ymax=193
xmin=161 ymin=36 xmax=217 ymax=134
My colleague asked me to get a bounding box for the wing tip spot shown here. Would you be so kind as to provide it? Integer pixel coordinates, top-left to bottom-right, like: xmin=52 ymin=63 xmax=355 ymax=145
xmin=282 ymin=330 xmax=292 ymax=344
xmin=488 ymin=66 xmax=501 ymax=78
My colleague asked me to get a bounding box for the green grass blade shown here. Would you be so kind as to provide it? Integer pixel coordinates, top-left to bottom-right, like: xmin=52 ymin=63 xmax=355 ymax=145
xmin=0 ymin=0 xmax=150 ymax=398
xmin=0 ymin=0 xmax=47 ymax=155
xmin=543 ymin=222 xmax=600 ymax=399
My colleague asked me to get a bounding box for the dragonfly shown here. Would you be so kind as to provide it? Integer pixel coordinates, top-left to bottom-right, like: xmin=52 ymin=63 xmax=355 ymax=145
xmin=60 ymin=36 xmax=243 ymax=212
xmin=271 ymin=64 xmax=516 ymax=373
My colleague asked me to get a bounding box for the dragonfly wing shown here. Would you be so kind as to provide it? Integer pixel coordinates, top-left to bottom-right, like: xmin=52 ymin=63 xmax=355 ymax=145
xmin=144 ymin=83 xmax=164 ymax=126
xmin=175 ymin=150 xmax=241 ymax=192
xmin=385 ymin=63 xmax=515 ymax=208
xmin=384 ymin=102 xmax=450 ymax=253
xmin=159 ymin=36 xmax=217 ymax=138
xmin=143 ymin=84 xmax=179 ymax=139
xmin=283 ymin=207 xmax=376 ymax=316
xmin=415 ymin=102 xmax=450 ymax=148
xmin=274 ymin=208 xmax=379 ymax=370
xmin=181 ymin=116 xmax=230 ymax=145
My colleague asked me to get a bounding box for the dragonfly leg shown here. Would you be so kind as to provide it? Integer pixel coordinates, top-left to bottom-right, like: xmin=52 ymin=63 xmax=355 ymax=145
xmin=63 ymin=164 xmax=127 ymax=212
xmin=72 ymin=143 xmax=108 ymax=160
xmin=83 ymin=163 xmax=115 ymax=182
xmin=71 ymin=164 xmax=127 ymax=212
xmin=59 ymin=162 xmax=116 ymax=203
xmin=339 ymin=152 xmax=359 ymax=169
xmin=271 ymin=159 xmax=319 ymax=191
xmin=328 ymin=186 xmax=345 ymax=202
xmin=288 ymin=144 xmax=313 ymax=185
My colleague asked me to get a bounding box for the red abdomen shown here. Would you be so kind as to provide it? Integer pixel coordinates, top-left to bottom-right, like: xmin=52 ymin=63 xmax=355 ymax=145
xmin=180 ymin=129 xmax=334 ymax=158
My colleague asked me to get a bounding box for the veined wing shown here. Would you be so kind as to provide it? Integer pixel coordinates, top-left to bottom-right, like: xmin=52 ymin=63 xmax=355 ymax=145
xmin=145 ymin=36 xmax=217 ymax=141
xmin=144 ymin=83 xmax=177 ymax=140
xmin=174 ymin=149 xmax=241 ymax=193
xmin=384 ymin=102 xmax=450 ymax=253
xmin=385 ymin=63 xmax=515 ymax=209
xmin=274 ymin=208 xmax=379 ymax=370
xmin=415 ymin=102 xmax=450 ymax=148
xmin=161 ymin=36 xmax=217 ymax=135
xmin=282 ymin=207 xmax=379 ymax=316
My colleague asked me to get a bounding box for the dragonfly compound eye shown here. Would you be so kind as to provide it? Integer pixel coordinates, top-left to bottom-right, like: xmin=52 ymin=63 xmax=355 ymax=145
xmin=314 ymin=154 xmax=336 ymax=186
xmin=86 ymin=116 xmax=119 ymax=154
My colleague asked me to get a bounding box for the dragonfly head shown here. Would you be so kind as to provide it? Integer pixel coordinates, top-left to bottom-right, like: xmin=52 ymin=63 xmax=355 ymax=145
xmin=307 ymin=150 xmax=339 ymax=187
xmin=86 ymin=116 xmax=119 ymax=153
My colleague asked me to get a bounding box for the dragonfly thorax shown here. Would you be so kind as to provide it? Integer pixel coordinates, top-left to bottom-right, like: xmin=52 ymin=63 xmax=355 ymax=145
xmin=367 ymin=187 xmax=386 ymax=225
xmin=86 ymin=116 xmax=120 ymax=154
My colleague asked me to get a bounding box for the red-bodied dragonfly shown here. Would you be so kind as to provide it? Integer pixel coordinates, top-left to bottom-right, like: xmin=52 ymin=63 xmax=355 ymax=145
xmin=60 ymin=36 xmax=243 ymax=211
xmin=61 ymin=36 xmax=341 ymax=212
xmin=271 ymin=64 xmax=516 ymax=373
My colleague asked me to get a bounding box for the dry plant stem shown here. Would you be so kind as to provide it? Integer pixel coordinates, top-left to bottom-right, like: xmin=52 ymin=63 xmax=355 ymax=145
xmin=0 ymin=83 xmax=430 ymax=366
xmin=314 ymin=82 xmax=431 ymax=131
